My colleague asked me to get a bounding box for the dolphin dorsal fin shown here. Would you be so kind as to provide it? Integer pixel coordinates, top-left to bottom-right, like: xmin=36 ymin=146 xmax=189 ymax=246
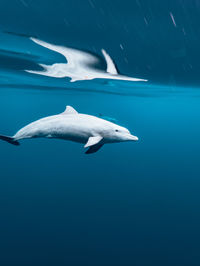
xmin=62 ymin=106 xmax=78 ymax=115
xmin=101 ymin=49 xmax=118 ymax=75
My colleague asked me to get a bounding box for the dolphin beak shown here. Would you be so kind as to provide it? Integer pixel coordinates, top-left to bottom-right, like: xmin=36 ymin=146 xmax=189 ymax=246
xmin=128 ymin=134 xmax=139 ymax=141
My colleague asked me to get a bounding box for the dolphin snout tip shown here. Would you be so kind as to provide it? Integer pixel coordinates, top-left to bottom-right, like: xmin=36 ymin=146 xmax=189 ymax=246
xmin=129 ymin=134 xmax=138 ymax=141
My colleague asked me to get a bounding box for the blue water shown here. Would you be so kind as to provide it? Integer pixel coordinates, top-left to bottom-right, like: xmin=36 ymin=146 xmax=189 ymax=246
xmin=1 ymin=1 xmax=200 ymax=265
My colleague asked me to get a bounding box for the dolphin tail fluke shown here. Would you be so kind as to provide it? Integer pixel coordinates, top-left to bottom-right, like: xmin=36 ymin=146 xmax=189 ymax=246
xmin=0 ymin=135 xmax=20 ymax=146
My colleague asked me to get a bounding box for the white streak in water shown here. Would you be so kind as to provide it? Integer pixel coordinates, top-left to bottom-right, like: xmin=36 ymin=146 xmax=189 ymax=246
xmin=170 ymin=12 xmax=177 ymax=27
xmin=120 ymin=44 xmax=124 ymax=50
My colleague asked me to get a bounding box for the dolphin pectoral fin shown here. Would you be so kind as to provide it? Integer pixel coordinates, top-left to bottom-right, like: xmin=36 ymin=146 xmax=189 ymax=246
xmin=85 ymin=144 xmax=104 ymax=154
xmin=61 ymin=106 xmax=78 ymax=115
xmin=84 ymin=136 xmax=104 ymax=154
xmin=84 ymin=136 xmax=103 ymax=148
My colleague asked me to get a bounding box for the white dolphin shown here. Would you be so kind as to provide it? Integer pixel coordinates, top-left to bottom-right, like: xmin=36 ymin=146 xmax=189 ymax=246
xmin=25 ymin=37 xmax=147 ymax=83
xmin=0 ymin=106 xmax=138 ymax=154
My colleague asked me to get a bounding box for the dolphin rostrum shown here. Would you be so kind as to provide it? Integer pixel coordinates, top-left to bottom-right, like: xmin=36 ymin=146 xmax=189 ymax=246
xmin=0 ymin=106 xmax=138 ymax=154
xmin=25 ymin=38 xmax=147 ymax=83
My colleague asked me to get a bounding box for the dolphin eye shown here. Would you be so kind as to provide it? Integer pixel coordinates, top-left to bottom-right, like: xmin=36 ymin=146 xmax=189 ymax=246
xmin=115 ymin=129 xmax=119 ymax=132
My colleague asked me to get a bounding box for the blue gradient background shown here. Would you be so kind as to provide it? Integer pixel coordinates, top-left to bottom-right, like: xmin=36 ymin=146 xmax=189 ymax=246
xmin=0 ymin=1 xmax=200 ymax=265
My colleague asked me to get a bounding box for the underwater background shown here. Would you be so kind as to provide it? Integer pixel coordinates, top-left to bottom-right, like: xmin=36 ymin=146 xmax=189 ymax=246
xmin=0 ymin=0 xmax=200 ymax=265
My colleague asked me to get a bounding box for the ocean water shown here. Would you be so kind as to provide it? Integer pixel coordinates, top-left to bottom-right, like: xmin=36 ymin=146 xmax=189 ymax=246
xmin=1 ymin=1 xmax=200 ymax=265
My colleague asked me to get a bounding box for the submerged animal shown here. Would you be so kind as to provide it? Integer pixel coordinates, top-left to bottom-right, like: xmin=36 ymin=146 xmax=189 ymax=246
xmin=26 ymin=37 xmax=147 ymax=83
xmin=0 ymin=106 xmax=138 ymax=154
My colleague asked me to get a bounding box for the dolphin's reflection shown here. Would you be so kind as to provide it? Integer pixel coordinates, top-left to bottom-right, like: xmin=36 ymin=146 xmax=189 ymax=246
xmin=26 ymin=37 xmax=147 ymax=83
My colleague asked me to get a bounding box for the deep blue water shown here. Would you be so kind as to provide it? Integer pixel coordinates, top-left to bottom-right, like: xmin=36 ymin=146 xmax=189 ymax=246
xmin=1 ymin=1 xmax=200 ymax=265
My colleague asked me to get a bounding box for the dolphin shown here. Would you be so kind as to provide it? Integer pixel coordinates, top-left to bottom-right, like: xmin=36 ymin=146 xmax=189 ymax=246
xmin=0 ymin=106 xmax=138 ymax=154
xmin=25 ymin=37 xmax=147 ymax=83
